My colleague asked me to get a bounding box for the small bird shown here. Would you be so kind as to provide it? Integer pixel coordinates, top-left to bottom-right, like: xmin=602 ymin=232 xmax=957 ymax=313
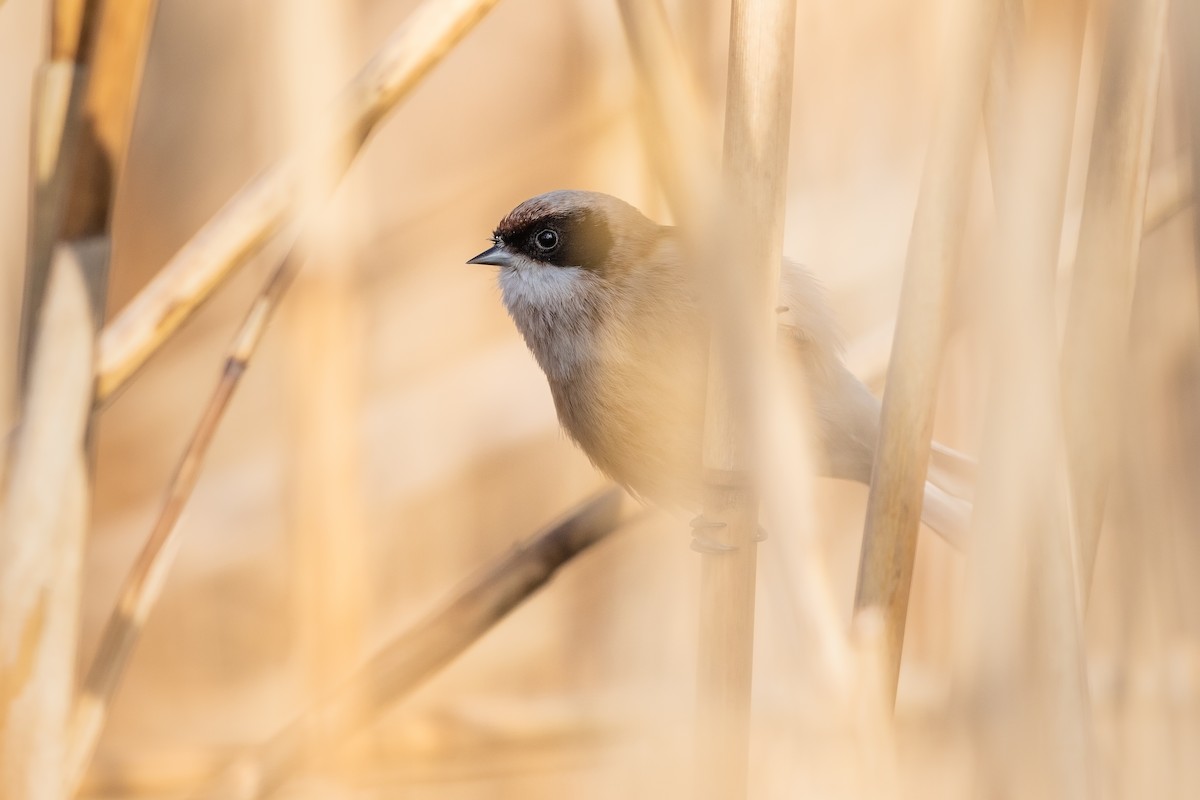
xmin=469 ymin=190 xmax=972 ymax=546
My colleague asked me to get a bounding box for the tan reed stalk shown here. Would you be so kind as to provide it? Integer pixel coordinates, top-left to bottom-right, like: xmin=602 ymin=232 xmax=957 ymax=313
xmin=19 ymin=0 xmax=100 ymax=385
xmin=615 ymin=1 xmax=779 ymax=795
xmin=8 ymin=1 xmax=154 ymax=788
xmin=51 ymin=0 xmax=95 ymax=60
xmin=65 ymin=245 xmax=302 ymax=793
xmin=22 ymin=0 xmax=157 ymax=380
xmin=848 ymin=611 xmax=900 ymax=800
xmin=851 ymin=0 xmax=1003 ymax=703
xmin=620 ymin=0 xmax=857 ymax=712
xmin=0 ymin=247 xmax=94 ymax=800
xmin=962 ymin=0 xmax=1093 ymax=796
xmin=93 ymin=0 xmax=503 ymax=406
xmin=185 ymin=489 xmax=627 ymax=800
xmin=689 ymin=3 xmax=798 ymax=800
xmin=1061 ymin=0 xmax=1170 ymax=602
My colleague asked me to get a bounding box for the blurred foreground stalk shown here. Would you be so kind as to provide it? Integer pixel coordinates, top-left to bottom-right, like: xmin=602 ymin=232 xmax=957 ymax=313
xmin=616 ymin=0 xmax=794 ymax=796
xmin=963 ymin=0 xmax=1094 ymax=796
xmin=693 ymin=1 xmax=797 ymax=799
xmin=277 ymin=0 xmax=372 ymax=790
xmin=1060 ymin=0 xmax=1169 ymax=601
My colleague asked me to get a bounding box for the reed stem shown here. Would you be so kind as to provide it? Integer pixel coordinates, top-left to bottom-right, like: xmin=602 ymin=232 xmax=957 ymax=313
xmin=852 ymin=0 xmax=1003 ymax=705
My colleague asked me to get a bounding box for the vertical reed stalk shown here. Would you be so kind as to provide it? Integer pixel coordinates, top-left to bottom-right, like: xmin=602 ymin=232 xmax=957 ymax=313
xmin=1061 ymin=0 xmax=1170 ymax=601
xmin=0 ymin=248 xmax=94 ymax=800
xmin=22 ymin=0 xmax=156 ymax=371
xmin=692 ymin=2 xmax=797 ymax=799
xmin=277 ymin=0 xmax=369 ymax=788
xmin=61 ymin=0 xmax=159 ymax=244
xmin=19 ymin=0 xmax=99 ymax=386
xmin=10 ymin=3 xmax=156 ymax=792
xmin=852 ymin=0 xmax=1002 ymax=703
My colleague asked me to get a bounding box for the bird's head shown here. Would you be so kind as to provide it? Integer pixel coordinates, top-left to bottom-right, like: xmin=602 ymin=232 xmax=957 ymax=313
xmin=467 ymin=190 xmax=663 ymax=284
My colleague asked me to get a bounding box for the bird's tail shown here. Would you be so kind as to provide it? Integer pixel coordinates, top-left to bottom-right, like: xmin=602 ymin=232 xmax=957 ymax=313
xmin=919 ymin=442 xmax=976 ymax=549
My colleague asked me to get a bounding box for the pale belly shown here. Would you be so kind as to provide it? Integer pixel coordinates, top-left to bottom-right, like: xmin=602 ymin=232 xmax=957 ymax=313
xmin=548 ymin=343 xmax=709 ymax=510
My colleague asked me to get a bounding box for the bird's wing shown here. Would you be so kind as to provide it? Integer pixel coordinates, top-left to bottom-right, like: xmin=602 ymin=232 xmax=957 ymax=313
xmin=776 ymin=259 xmax=846 ymax=355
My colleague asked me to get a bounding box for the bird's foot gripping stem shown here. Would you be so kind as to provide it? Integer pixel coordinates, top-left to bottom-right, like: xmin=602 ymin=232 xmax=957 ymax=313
xmin=689 ymin=516 xmax=767 ymax=553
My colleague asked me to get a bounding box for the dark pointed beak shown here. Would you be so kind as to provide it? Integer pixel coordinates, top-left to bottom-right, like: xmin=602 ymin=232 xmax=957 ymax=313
xmin=467 ymin=244 xmax=515 ymax=268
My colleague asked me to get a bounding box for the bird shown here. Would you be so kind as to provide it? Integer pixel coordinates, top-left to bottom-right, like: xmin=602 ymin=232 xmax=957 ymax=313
xmin=468 ymin=190 xmax=973 ymax=548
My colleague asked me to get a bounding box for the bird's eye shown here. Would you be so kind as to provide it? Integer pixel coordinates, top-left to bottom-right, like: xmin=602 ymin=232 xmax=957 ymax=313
xmin=534 ymin=229 xmax=559 ymax=251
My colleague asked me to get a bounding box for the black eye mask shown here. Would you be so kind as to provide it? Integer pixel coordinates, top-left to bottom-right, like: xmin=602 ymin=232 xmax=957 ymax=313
xmin=512 ymin=209 xmax=614 ymax=270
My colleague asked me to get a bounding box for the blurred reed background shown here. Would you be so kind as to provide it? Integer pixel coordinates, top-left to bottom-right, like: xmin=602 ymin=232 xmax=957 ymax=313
xmin=0 ymin=0 xmax=1198 ymax=797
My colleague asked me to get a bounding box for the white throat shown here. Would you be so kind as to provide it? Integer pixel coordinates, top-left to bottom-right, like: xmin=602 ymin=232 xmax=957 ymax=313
xmin=498 ymin=262 xmax=598 ymax=381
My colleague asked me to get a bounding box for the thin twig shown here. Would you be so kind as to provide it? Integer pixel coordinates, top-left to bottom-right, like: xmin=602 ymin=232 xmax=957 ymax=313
xmin=93 ymin=0 xmax=503 ymax=405
xmin=184 ymin=488 xmax=627 ymax=800
xmin=66 ymin=247 xmax=302 ymax=792
xmin=851 ymin=0 xmax=1004 ymax=704
xmin=1060 ymin=0 xmax=1170 ymax=602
